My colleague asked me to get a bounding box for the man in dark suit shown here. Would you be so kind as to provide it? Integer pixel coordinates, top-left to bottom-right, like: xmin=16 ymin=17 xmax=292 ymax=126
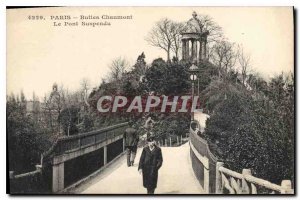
xmin=124 ymin=121 xmax=139 ymax=167
xmin=138 ymin=136 xmax=163 ymax=194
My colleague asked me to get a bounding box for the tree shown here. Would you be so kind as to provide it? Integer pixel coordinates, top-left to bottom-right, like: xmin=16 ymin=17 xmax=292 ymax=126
xmin=268 ymin=73 xmax=294 ymax=143
xmin=238 ymin=46 xmax=252 ymax=85
xmin=201 ymin=77 xmax=241 ymax=113
xmin=144 ymin=58 xmax=190 ymax=95
xmin=80 ymin=78 xmax=91 ymax=106
xmin=204 ymin=72 xmax=294 ymax=186
xmin=146 ymin=18 xmax=181 ymax=61
xmin=58 ymin=105 xmax=80 ymax=136
xmin=124 ymin=52 xmax=148 ymax=95
xmin=7 ymin=92 xmax=51 ymax=173
xmin=205 ymin=88 xmax=293 ymax=185
xmin=170 ymin=22 xmax=186 ymax=59
xmin=210 ymin=40 xmax=238 ymax=80
xmin=151 ymin=113 xmax=190 ymax=140
xmin=108 ymin=57 xmax=129 ymax=82
xmin=133 ymin=52 xmax=148 ymax=77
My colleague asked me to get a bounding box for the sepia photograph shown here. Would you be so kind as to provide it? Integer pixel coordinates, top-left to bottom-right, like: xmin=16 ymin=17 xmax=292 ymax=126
xmin=6 ymin=6 xmax=294 ymax=195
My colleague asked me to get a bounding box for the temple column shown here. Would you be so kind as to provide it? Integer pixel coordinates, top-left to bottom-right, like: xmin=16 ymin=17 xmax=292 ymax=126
xmin=193 ymin=40 xmax=198 ymax=62
xmin=186 ymin=40 xmax=190 ymax=60
xmin=204 ymin=40 xmax=207 ymax=60
xmin=182 ymin=39 xmax=186 ymax=60
xmin=191 ymin=39 xmax=195 ymax=61
xmin=199 ymin=40 xmax=203 ymax=61
xmin=201 ymin=41 xmax=205 ymax=60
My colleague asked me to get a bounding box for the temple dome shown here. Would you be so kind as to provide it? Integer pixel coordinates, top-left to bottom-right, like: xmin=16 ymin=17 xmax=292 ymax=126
xmin=184 ymin=11 xmax=203 ymax=33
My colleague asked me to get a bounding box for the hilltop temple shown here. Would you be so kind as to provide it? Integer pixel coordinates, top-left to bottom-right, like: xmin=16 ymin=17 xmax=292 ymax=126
xmin=181 ymin=12 xmax=209 ymax=63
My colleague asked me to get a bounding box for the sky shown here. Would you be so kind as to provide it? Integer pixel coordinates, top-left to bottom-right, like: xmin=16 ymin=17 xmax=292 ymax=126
xmin=7 ymin=7 xmax=294 ymax=99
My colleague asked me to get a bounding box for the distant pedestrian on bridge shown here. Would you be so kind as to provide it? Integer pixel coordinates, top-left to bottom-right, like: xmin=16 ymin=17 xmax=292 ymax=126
xmin=124 ymin=121 xmax=139 ymax=167
xmin=144 ymin=116 xmax=156 ymax=138
xmin=138 ymin=136 xmax=163 ymax=194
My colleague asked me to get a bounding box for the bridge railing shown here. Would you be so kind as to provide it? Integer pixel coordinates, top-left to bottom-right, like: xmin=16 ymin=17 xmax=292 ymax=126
xmin=216 ymin=163 xmax=294 ymax=194
xmin=42 ymin=122 xmax=128 ymax=161
xmin=9 ymin=122 xmax=129 ymax=194
xmin=189 ymin=122 xmax=294 ymax=194
xmin=189 ymin=123 xmax=218 ymax=193
xmin=9 ymin=165 xmax=44 ymax=194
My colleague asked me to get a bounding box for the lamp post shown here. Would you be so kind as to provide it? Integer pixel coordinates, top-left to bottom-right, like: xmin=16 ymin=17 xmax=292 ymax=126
xmin=189 ymin=63 xmax=199 ymax=121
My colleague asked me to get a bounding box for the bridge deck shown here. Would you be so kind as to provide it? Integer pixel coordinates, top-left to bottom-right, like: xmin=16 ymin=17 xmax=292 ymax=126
xmin=74 ymin=142 xmax=204 ymax=194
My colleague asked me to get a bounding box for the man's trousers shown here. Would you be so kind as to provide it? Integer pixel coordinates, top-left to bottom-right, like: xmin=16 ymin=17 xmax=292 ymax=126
xmin=126 ymin=146 xmax=137 ymax=166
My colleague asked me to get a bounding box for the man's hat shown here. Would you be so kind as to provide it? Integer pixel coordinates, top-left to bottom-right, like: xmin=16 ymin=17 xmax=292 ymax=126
xmin=128 ymin=120 xmax=134 ymax=126
xmin=147 ymin=136 xmax=155 ymax=142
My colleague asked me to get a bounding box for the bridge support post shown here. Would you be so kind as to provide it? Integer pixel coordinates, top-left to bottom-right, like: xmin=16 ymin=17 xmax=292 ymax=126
xmin=204 ymin=166 xmax=210 ymax=194
xmin=242 ymin=169 xmax=251 ymax=194
xmin=281 ymin=180 xmax=293 ymax=194
xmin=52 ymin=162 xmax=64 ymax=193
xmin=103 ymin=145 xmax=107 ymax=165
xmin=215 ymin=162 xmax=224 ymax=194
xmin=180 ymin=135 xmax=183 ymax=144
xmin=123 ymin=137 xmax=125 ymax=151
xmin=9 ymin=171 xmax=15 ymax=179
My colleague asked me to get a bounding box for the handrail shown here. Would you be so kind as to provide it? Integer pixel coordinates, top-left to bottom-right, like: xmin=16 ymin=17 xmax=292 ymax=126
xmin=189 ymin=126 xmax=219 ymax=162
xmin=13 ymin=170 xmax=41 ymax=179
xmin=217 ymin=165 xmax=293 ymax=194
xmin=11 ymin=122 xmax=129 ymax=194
xmin=42 ymin=138 xmax=59 ymax=159
xmin=10 ymin=164 xmax=42 ymax=180
xmin=189 ymin=122 xmax=293 ymax=194
xmin=189 ymin=126 xmax=219 ymax=193
xmin=190 ymin=126 xmax=208 ymax=145
xmin=244 ymin=174 xmax=283 ymax=192
xmin=58 ymin=122 xmax=128 ymax=141
xmin=219 ymin=166 xmax=243 ymax=179
xmin=42 ymin=122 xmax=129 ymax=161
xmin=190 ymin=140 xmax=209 ymax=169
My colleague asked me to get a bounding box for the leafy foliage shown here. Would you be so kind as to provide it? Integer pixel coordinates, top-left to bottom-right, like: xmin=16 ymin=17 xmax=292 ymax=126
xmin=145 ymin=58 xmax=190 ymax=95
xmin=7 ymin=95 xmax=51 ymax=173
xmin=151 ymin=113 xmax=190 ymax=139
xmin=204 ymin=73 xmax=294 ymax=184
xmin=58 ymin=106 xmax=80 ymax=136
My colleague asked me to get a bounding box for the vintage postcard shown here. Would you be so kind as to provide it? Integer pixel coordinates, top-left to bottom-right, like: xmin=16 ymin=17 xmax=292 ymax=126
xmin=6 ymin=7 xmax=294 ymax=195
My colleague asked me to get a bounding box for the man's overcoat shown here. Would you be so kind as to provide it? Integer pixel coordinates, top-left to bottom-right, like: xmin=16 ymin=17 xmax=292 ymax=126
xmin=138 ymin=146 xmax=163 ymax=189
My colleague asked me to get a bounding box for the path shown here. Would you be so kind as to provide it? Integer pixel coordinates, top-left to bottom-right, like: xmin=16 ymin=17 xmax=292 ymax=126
xmin=76 ymin=142 xmax=204 ymax=194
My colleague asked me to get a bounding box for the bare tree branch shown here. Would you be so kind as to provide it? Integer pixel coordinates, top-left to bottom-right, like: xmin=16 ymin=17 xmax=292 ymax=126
xmin=237 ymin=46 xmax=252 ymax=85
xmin=108 ymin=57 xmax=129 ymax=81
xmin=145 ymin=18 xmax=176 ymax=61
xmin=210 ymin=40 xmax=238 ymax=80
